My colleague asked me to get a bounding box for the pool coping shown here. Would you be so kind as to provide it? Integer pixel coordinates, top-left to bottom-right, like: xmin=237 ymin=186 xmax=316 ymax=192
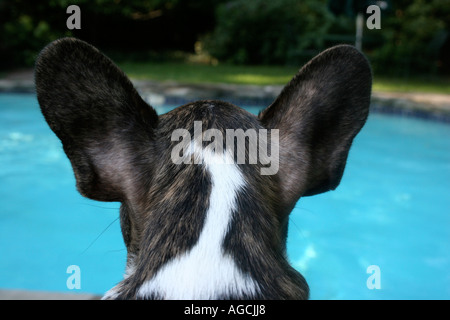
xmin=1 ymin=69 xmax=450 ymax=123
xmin=0 ymin=289 xmax=101 ymax=300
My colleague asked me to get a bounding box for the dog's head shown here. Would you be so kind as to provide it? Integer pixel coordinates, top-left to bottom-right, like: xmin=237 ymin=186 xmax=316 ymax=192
xmin=35 ymin=38 xmax=371 ymax=299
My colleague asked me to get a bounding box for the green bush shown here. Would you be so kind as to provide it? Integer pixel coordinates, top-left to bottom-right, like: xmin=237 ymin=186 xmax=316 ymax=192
xmin=0 ymin=0 xmax=218 ymax=70
xmin=368 ymin=0 xmax=450 ymax=76
xmin=0 ymin=1 xmax=70 ymax=69
xmin=205 ymin=0 xmax=334 ymax=65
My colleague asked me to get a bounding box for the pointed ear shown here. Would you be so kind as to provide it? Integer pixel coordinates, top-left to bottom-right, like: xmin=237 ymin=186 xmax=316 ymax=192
xmin=35 ymin=38 xmax=158 ymax=202
xmin=259 ymin=45 xmax=371 ymax=207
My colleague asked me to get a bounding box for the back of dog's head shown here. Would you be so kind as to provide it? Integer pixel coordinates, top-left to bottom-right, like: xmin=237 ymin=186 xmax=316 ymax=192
xmin=35 ymin=38 xmax=371 ymax=299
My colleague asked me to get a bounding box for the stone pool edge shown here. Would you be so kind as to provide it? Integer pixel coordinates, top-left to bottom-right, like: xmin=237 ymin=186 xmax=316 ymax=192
xmin=0 ymin=289 xmax=101 ymax=300
xmin=1 ymin=72 xmax=449 ymax=123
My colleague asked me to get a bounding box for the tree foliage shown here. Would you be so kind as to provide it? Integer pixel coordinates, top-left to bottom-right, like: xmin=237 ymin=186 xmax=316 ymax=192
xmin=204 ymin=0 xmax=333 ymax=65
xmin=0 ymin=0 xmax=448 ymax=75
xmin=369 ymin=0 xmax=450 ymax=75
xmin=0 ymin=0 xmax=219 ymax=69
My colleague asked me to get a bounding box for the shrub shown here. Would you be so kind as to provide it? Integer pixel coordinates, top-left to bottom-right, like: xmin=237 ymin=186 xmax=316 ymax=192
xmin=205 ymin=0 xmax=333 ymax=65
xmin=369 ymin=0 xmax=450 ymax=76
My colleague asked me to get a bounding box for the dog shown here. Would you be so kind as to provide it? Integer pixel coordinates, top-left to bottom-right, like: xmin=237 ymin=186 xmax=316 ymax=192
xmin=35 ymin=38 xmax=371 ymax=299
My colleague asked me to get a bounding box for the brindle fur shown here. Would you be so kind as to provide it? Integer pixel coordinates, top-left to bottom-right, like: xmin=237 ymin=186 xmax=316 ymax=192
xmin=35 ymin=38 xmax=371 ymax=300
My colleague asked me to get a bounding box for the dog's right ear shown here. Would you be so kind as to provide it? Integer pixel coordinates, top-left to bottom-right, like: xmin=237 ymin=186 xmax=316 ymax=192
xmin=259 ymin=45 xmax=371 ymax=210
xmin=35 ymin=38 xmax=158 ymax=202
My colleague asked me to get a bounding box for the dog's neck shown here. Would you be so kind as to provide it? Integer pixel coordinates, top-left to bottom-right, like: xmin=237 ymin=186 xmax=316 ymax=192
xmin=138 ymin=146 xmax=257 ymax=299
xmin=103 ymin=143 xmax=306 ymax=300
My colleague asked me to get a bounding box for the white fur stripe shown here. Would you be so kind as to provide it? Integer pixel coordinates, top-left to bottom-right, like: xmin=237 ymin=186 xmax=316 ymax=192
xmin=137 ymin=144 xmax=259 ymax=299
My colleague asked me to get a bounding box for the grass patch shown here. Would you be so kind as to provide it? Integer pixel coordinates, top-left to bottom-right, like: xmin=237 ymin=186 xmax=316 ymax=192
xmin=118 ymin=61 xmax=450 ymax=94
xmin=119 ymin=61 xmax=298 ymax=86
xmin=372 ymin=76 xmax=450 ymax=94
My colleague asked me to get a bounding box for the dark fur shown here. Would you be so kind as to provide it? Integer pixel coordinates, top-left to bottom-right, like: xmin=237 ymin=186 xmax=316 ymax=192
xmin=35 ymin=38 xmax=371 ymax=300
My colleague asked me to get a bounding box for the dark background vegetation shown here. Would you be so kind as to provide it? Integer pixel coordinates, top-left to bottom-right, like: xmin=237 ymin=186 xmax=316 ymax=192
xmin=0 ymin=0 xmax=449 ymax=76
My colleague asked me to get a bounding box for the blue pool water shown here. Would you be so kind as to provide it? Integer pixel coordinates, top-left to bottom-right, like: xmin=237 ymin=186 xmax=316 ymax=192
xmin=0 ymin=93 xmax=449 ymax=299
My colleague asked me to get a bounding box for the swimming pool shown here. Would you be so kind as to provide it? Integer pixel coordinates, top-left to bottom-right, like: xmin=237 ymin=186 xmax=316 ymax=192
xmin=0 ymin=93 xmax=449 ymax=299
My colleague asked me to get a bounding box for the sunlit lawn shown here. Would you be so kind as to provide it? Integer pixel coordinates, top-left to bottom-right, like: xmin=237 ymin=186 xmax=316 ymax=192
xmin=119 ymin=61 xmax=296 ymax=86
xmin=119 ymin=61 xmax=450 ymax=94
xmin=372 ymin=76 xmax=450 ymax=94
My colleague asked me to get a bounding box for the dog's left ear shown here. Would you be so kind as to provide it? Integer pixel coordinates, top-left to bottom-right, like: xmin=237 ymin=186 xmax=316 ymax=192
xmin=259 ymin=45 xmax=371 ymax=209
xmin=35 ymin=38 xmax=158 ymax=202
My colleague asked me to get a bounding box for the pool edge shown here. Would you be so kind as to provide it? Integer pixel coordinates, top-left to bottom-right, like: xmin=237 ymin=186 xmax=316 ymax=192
xmin=0 ymin=289 xmax=101 ymax=300
xmin=1 ymin=76 xmax=449 ymax=123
